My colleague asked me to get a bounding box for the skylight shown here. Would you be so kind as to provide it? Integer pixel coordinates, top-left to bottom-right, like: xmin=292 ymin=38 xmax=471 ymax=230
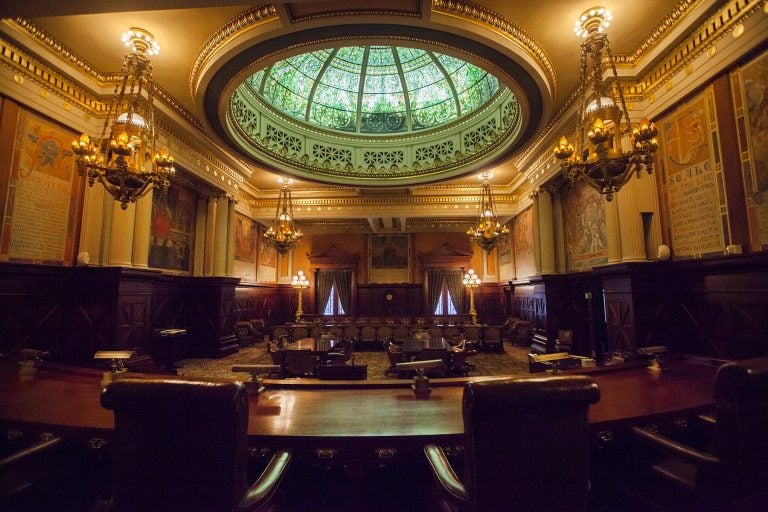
xmin=246 ymin=45 xmax=502 ymax=134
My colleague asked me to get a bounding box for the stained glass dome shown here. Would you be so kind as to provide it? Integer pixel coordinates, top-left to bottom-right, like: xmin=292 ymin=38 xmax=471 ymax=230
xmin=244 ymin=46 xmax=503 ymax=135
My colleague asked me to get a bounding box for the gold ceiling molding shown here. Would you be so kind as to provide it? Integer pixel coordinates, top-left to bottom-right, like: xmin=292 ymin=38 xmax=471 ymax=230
xmin=612 ymin=0 xmax=701 ymax=67
xmin=189 ymin=4 xmax=277 ymax=102
xmin=0 ymin=34 xmax=103 ymax=113
xmin=153 ymin=115 xmax=244 ymax=190
xmin=10 ymin=19 xmax=207 ymax=134
xmin=626 ymin=0 xmax=764 ymax=96
xmin=432 ymin=0 xmax=556 ymax=98
xmin=252 ymin=193 xmax=516 ymax=210
xmin=285 ymin=7 xmax=423 ymax=24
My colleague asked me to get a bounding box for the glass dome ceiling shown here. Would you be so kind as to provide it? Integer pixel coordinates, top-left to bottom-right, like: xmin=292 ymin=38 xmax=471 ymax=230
xmin=245 ymin=46 xmax=503 ymax=135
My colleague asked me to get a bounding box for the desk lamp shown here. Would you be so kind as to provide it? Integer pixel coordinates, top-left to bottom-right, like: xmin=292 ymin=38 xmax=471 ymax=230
xmin=232 ymin=364 xmax=281 ymax=394
xmin=637 ymin=346 xmax=669 ymax=373
xmin=94 ymin=350 xmax=135 ymax=387
xmin=16 ymin=348 xmax=51 ymax=378
xmin=396 ymin=359 xmax=445 ymax=398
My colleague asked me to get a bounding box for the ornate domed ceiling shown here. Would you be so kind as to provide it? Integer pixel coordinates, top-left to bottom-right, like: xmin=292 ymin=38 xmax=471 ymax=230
xmin=205 ymin=23 xmax=543 ymax=189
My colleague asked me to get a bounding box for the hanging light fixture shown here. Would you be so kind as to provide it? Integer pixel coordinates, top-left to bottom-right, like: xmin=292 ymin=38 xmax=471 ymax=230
xmin=554 ymin=7 xmax=658 ymax=202
xmin=71 ymin=28 xmax=174 ymax=210
xmin=467 ymin=172 xmax=509 ymax=253
xmin=264 ymin=177 xmax=303 ymax=254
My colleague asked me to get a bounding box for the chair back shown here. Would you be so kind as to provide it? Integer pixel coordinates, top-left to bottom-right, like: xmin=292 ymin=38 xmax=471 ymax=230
xmin=343 ymin=325 xmax=360 ymax=342
xmin=234 ymin=321 xmax=256 ymax=346
xmin=462 ymin=376 xmax=600 ymax=512
xmin=101 ymin=379 xmax=250 ymax=512
xmin=292 ymin=326 xmax=309 ymax=341
xmin=710 ymin=357 xmax=768 ymax=480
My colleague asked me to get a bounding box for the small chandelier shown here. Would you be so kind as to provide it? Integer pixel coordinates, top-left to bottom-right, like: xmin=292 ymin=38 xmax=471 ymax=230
xmin=72 ymin=28 xmax=174 ymax=210
xmin=554 ymin=7 xmax=658 ymax=202
xmin=291 ymin=270 xmax=310 ymax=323
xmin=467 ymin=172 xmax=509 ymax=253
xmin=264 ymin=177 xmax=303 ymax=254
xmin=463 ymin=268 xmax=481 ymax=325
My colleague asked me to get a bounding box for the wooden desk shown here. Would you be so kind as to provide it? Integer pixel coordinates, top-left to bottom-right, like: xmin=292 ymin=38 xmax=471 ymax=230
xmin=0 ymin=358 xmax=719 ymax=453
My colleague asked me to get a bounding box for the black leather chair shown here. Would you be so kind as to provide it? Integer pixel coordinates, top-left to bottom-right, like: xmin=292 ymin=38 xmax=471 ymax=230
xmin=631 ymin=357 xmax=768 ymax=511
xmin=424 ymin=375 xmax=600 ymax=512
xmin=101 ymin=379 xmax=292 ymax=512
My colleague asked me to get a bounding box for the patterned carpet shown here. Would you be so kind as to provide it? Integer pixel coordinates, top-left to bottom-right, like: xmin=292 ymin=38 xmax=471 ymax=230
xmin=176 ymin=341 xmax=531 ymax=381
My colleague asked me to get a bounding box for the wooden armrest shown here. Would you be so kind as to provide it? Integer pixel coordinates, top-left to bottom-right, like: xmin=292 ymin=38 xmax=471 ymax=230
xmin=423 ymin=444 xmax=469 ymax=503
xmin=631 ymin=427 xmax=722 ymax=467
xmin=0 ymin=436 xmax=63 ymax=470
xmin=238 ymin=448 xmax=293 ymax=511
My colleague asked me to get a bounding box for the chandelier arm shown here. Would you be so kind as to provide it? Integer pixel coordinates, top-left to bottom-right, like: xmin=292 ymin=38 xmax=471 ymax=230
xmin=604 ymin=39 xmax=634 ymax=138
xmin=576 ymin=43 xmax=590 ymax=156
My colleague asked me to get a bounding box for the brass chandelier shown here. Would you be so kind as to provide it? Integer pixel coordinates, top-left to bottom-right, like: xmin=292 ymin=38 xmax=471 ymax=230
xmin=467 ymin=172 xmax=509 ymax=253
xmin=554 ymin=7 xmax=658 ymax=202
xmin=264 ymin=178 xmax=303 ymax=254
xmin=72 ymin=28 xmax=174 ymax=210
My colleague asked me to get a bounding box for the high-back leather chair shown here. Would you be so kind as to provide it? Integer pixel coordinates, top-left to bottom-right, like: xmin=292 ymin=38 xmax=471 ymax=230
xmin=101 ymin=379 xmax=292 ymax=512
xmin=424 ymin=375 xmax=600 ymax=512
xmin=632 ymin=357 xmax=768 ymax=510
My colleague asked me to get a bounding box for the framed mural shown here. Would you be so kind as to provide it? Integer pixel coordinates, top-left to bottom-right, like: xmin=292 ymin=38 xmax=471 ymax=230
xmin=0 ymin=107 xmax=83 ymax=266
xmin=563 ymin=179 xmax=608 ymax=272
xmin=730 ymin=48 xmax=768 ymax=250
xmin=233 ymin=211 xmax=258 ymax=281
xmin=257 ymin=224 xmax=277 ymax=283
xmin=148 ymin=183 xmax=195 ymax=272
xmin=369 ymin=234 xmax=411 ymax=283
xmin=658 ymin=86 xmax=727 ymax=258
xmin=513 ymin=207 xmax=535 ymax=278
xmin=497 ymin=223 xmax=512 ymax=266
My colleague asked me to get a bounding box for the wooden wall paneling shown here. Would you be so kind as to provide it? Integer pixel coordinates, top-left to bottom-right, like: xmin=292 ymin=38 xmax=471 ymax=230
xmin=182 ymin=277 xmax=240 ymax=358
xmin=473 ymin=283 xmax=506 ymax=325
xmin=235 ymin=284 xmax=280 ymax=325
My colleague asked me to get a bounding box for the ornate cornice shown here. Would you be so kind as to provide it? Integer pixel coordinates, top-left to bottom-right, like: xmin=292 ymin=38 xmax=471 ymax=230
xmin=189 ymin=5 xmax=278 ymax=102
xmin=432 ymin=0 xmax=557 ymax=98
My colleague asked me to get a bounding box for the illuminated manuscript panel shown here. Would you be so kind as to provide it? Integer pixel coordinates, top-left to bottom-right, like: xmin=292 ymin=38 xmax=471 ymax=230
xmin=658 ymin=87 xmax=727 ymax=258
xmin=1 ymin=107 xmax=82 ymax=265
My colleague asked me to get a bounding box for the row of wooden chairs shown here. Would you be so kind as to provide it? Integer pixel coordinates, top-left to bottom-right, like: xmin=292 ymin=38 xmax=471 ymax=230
xmin=271 ymin=323 xmax=503 ymax=352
